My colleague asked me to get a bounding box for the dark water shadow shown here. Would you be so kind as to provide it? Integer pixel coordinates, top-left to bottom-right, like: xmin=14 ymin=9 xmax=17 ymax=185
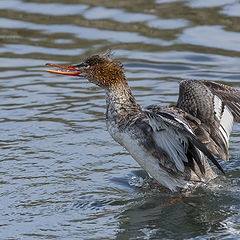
xmin=114 ymin=174 xmax=240 ymax=239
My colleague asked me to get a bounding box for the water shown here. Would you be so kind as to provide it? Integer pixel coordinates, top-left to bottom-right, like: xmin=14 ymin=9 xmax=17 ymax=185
xmin=1 ymin=0 xmax=240 ymax=239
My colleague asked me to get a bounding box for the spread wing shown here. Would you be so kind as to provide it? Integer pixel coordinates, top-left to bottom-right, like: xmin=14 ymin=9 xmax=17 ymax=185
xmin=143 ymin=107 xmax=224 ymax=175
xmin=176 ymin=79 xmax=240 ymax=161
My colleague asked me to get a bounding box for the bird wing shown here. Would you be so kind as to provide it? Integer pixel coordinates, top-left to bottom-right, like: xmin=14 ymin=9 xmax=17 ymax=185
xmin=176 ymin=80 xmax=238 ymax=161
xmin=142 ymin=107 xmax=224 ymax=175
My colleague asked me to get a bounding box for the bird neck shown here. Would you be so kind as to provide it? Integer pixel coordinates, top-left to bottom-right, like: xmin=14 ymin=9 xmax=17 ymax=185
xmin=105 ymin=80 xmax=141 ymax=122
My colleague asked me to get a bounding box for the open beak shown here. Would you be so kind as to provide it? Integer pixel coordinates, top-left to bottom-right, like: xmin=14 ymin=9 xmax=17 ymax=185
xmin=45 ymin=63 xmax=83 ymax=76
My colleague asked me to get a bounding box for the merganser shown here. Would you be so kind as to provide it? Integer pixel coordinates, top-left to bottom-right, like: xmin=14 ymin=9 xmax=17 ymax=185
xmin=46 ymin=52 xmax=240 ymax=192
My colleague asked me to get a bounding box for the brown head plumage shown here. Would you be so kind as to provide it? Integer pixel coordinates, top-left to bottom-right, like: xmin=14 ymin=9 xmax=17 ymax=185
xmin=81 ymin=53 xmax=126 ymax=88
xmin=46 ymin=52 xmax=127 ymax=88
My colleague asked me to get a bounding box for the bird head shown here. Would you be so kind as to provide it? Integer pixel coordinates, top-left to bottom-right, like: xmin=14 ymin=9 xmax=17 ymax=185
xmin=46 ymin=52 xmax=126 ymax=88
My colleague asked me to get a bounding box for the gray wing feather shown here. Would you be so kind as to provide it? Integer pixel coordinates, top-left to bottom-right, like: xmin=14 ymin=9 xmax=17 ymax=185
xmin=177 ymin=79 xmax=237 ymax=161
xmin=202 ymin=80 xmax=240 ymax=122
xmin=145 ymin=110 xmax=188 ymax=172
xmin=144 ymin=107 xmax=224 ymax=173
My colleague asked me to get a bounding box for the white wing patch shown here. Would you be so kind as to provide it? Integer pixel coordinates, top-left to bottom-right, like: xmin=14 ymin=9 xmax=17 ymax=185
xmin=220 ymin=106 xmax=234 ymax=147
xmin=214 ymin=95 xmax=234 ymax=147
xmin=214 ymin=95 xmax=222 ymax=120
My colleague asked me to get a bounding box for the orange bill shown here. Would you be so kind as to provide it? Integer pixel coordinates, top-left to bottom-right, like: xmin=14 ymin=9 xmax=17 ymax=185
xmin=45 ymin=63 xmax=83 ymax=76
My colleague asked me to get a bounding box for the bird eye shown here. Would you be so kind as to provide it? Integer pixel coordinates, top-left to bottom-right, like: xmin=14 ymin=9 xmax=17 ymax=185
xmin=84 ymin=63 xmax=90 ymax=69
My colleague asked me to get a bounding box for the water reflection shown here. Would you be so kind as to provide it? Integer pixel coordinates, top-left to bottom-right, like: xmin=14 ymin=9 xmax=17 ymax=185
xmin=83 ymin=6 xmax=156 ymax=23
xmin=221 ymin=3 xmax=240 ymax=17
xmin=116 ymin=187 xmax=238 ymax=239
xmin=0 ymin=0 xmax=88 ymax=16
xmin=179 ymin=26 xmax=240 ymax=52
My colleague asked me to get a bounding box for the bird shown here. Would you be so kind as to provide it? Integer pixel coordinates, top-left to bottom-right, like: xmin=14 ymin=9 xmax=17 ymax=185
xmin=45 ymin=52 xmax=240 ymax=192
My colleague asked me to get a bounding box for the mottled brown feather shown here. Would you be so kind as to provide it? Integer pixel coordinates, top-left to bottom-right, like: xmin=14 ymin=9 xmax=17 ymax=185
xmin=177 ymin=80 xmax=239 ymax=161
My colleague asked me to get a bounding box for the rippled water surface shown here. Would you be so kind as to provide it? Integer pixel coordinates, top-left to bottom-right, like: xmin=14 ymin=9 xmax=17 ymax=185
xmin=1 ymin=0 xmax=240 ymax=239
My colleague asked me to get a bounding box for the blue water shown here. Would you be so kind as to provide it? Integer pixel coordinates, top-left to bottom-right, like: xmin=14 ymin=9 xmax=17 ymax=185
xmin=0 ymin=0 xmax=240 ymax=239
